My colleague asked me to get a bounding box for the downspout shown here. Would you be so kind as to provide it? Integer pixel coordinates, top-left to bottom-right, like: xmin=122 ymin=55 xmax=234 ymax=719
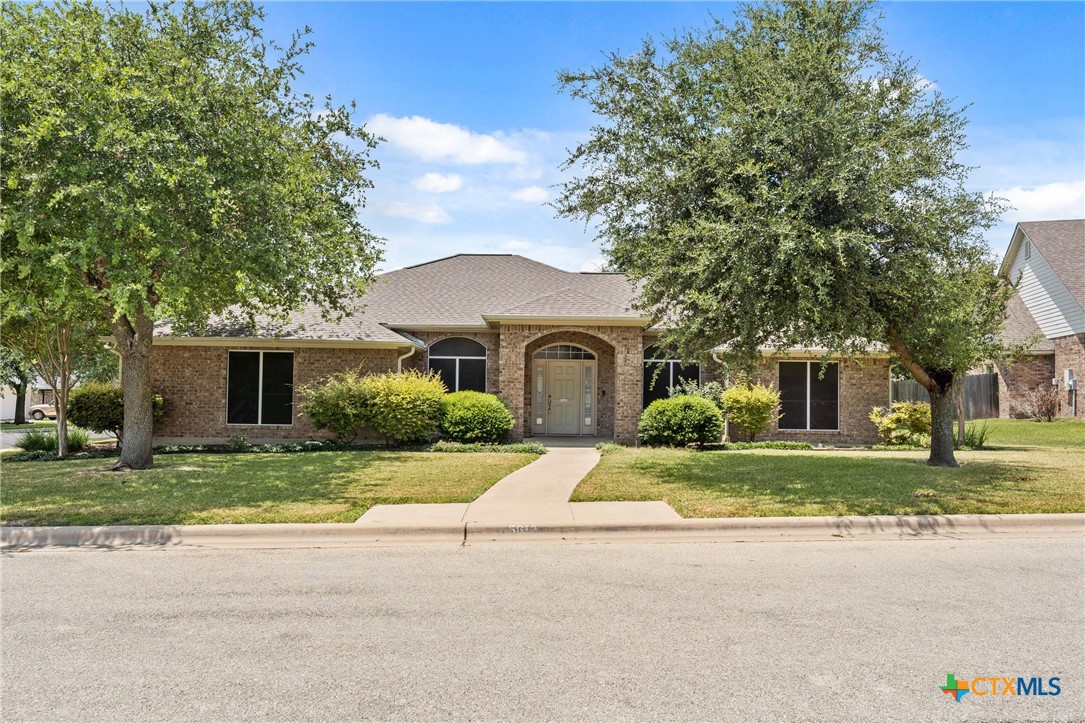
xmin=712 ymin=349 xmax=730 ymax=443
xmin=396 ymin=346 xmax=416 ymax=373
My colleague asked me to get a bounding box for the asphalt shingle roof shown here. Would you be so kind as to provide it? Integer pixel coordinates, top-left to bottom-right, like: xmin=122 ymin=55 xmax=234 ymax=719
xmin=155 ymin=254 xmax=643 ymax=342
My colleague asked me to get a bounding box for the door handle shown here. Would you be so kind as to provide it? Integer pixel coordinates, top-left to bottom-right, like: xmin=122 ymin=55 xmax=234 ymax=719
xmin=547 ymin=395 xmax=551 ymax=413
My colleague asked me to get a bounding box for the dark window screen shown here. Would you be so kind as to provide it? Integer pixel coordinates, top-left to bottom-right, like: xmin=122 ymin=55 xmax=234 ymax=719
xmin=458 ymin=359 xmax=486 ymax=392
xmin=778 ymin=362 xmax=808 ymax=430
xmin=430 ymin=338 xmax=486 ymax=357
xmin=643 ymin=362 xmax=669 ymax=408
xmin=429 ymin=358 xmax=456 ymax=392
xmin=227 ymin=352 xmax=260 ymax=425
xmin=809 ymin=363 xmax=839 ymax=430
xmin=675 ymin=362 xmax=700 ymax=386
xmin=260 ymin=352 xmax=294 ymax=425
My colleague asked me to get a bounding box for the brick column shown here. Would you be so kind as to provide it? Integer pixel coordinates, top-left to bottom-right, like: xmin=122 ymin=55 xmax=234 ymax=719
xmin=612 ymin=329 xmax=643 ymax=444
xmin=498 ymin=329 xmax=527 ymax=441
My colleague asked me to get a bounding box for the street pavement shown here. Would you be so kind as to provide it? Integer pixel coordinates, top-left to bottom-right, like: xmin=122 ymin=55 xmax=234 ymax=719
xmin=3 ymin=538 xmax=1082 ymax=722
xmin=0 ymin=429 xmax=31 ymax=450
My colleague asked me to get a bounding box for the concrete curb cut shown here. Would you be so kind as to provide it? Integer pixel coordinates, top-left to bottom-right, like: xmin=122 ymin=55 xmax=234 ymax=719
xmin=2 ymin=513 xmax=1081 ymax=550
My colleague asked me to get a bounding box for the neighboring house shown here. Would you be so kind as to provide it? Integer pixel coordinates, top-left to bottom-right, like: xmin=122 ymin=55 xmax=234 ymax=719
xmin=148 ymin=254 xmax=891 ymax=445
xmin=996 ymin=219 xmax=1085 ymax=419
xmin=0 ymin=381 xmax=54 ymax=421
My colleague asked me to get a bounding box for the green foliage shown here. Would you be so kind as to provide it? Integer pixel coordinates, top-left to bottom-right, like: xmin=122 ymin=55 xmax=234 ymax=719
xmin=425 ymin=441 xmax=547 ymax=454
xmin=709 ymin=441 xmax=814 ymax=451
xmin=2 ymin=0 xmax=383 ymax=467
xmin=19 ymin=426 xmax=89 ymax=453
xmin=439 ymin=391 xmax=515 ymax=444
xmin=957 ymin=421 xmax=990 ymax=450
xmin=869 ymin=402 xmax=933 ymax=445
xmin=555 ymin=0 xmax=1011 ymax=466
xmin=66 ymin=382 xmax=163 ymax=440
xmin=298 ymin=370 xmax=368 ymax=442
xmin=721 ymin=382 xmax=781 ymax=442
xmin=595 ymin=442 xmax=627 ymax=455
xmin=668 ymin=378 xmax=725 ymax=411
xmin=638 ymin=395 xmax=725 ymax=447
xmin=360 ymin=370 xmax=447 ymax=444
xmin=226 ymin=435 xmax=251 ymax=452
xmin=5 ymin=448 xmax=118 ymax=463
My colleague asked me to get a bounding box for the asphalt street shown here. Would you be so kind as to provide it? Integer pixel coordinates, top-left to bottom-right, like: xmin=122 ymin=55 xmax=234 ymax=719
xmin=3 ymin=538 xmax=1082 ymax=722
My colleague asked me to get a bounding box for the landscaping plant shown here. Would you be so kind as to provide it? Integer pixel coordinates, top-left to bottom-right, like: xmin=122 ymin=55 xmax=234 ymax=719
xmin=298 ymin=370 xmax=368 ymax=442
xmin=869 ymin=401 xmax=933 ymax=446
xmin=66 ymin=382 xmax=163 ymax=448
xmin=638 ymin=395 xmax=724 ymax=447
xmin=358 ymin=370 xmax=446 ymax=445
xmin=439 ymin=391 xmax=515 ymax=444
xmin=721 ymin=382 xmax=781 ymax=442
xmin=668 ymin=378 xmax=725 ymax=411
xmin=1013 ymin=384 xmax=1062 ymax=422
xmin=19 ymin=426 xmax=89 ymax=453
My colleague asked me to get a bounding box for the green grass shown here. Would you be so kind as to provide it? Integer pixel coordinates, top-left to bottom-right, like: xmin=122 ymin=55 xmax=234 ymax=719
xmin=0 ymin=450 xmax=538 ymax=526
xmin=573 ymin=418 xmax=1085 ymax=517
xmin=0 ymin=420 xmax=56 ymax=431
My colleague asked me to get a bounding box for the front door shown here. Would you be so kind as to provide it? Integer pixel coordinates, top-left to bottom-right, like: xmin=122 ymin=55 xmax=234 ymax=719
xmin=546 ymin=361 xmax=582 ymax=435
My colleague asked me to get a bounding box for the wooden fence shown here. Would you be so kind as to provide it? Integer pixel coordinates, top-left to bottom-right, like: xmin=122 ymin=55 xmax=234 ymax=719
xmin=890 ymin=372 xmax=999 ymax=420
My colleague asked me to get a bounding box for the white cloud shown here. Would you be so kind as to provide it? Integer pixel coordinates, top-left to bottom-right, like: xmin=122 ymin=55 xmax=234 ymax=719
xmin=383 ymin=202 xmax=452 ymax=225
xmin=411 ymin=172 xmax=463 ymax=193
xmin=369 ymin=114 xmax=528 ymax=165
xmin=500 ymin=239 xmax=534 ymax=251
xmin=510 ymin=185 xmax=549 ymax=204
xmin=580 ymin=257 xmax=607 ymax=272
xmin=914 ymin=75 xmax=937 ymax=93
xmin=992 ymin=181 xmax=1085 ymax=222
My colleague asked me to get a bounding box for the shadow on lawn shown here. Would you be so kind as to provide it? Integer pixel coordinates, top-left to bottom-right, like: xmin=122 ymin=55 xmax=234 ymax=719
xmin=618 ymin=450 xmax=1058 ymax=516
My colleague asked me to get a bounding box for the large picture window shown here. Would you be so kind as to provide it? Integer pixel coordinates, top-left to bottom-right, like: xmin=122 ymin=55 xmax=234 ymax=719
xmin=643 ymin=345 xmax=700 ymax=408
xmin=227 ymin=351 xmax=294 ymax=425
xmin=778 ymin=361 xmax=839 ymax=431
xmin=429 ymin=337 xmax=487 ymax=392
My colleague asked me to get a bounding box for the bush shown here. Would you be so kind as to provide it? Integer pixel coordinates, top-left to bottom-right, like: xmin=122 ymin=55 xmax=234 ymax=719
xmin=595 ymin=442 xmax=626 ymax=455
xmin=298 ymin=370 xmax=368 ymax=442
xmin=668 ymin=378 xmax=725 ymax=411
xmin=359 ymin=369 xmax=447 ymax=444
xmin=439 ymin=391 xmax=514 ymax=443
xmin=66 ymin=382 xmax=164 ymax=443
xmin=1013 ymin=385 xmax=1061 ymax=422
xmin=18 ymin=426 xmax=89 ymax=453
xmin=227 ymin=435 xmax=251 ymax=452
xmin=721 ymin=382 xmax=781 ymax=441
xmin=957 ymin=421 xmax=990 ymax=450
xmin=869 ymin=401 xmax=932 ymax=445
xmin=425 ymin=441 xmax=546 ymax=454
xmin=710 ymin=440 xmax=814 ymax=451
xmin=638 ymin=395 xmax=724 ymax=447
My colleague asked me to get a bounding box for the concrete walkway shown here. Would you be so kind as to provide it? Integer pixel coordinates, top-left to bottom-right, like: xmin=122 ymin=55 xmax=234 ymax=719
xmin=355 ymin=441 xmax=680 ymax=527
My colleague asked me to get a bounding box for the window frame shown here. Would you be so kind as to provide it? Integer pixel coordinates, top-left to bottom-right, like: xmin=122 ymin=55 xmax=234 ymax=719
xmin=428 ymin=337 xmax=488 ymax=393
xmin=643 ymin=345 xmax=701 ymax=408
xmin=226 ymin=349 xmax=295 ymax=427
xmin=776 ymin=360 xmax=840 ymax=432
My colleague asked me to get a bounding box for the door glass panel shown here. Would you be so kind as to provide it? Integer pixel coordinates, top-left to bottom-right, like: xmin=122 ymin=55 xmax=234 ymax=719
xmin=535 ymin=365 xmax=544 ymax=426
xmin=584 ymin=365 xmax=593 ymax=425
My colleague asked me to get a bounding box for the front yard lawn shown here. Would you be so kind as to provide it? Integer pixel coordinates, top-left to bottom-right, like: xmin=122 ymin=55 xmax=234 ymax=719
xmin=572 ymin=418 xmax=1085 ymax=517
xmin=0 ymin=420 xmax=57 ymax=431
xmin=0 ymin=450 xmax=538 ymax=526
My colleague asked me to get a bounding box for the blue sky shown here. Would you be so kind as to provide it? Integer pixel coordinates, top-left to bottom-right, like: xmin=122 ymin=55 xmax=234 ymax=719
xmin=259 ymin=2 xmax=1085 ymax=272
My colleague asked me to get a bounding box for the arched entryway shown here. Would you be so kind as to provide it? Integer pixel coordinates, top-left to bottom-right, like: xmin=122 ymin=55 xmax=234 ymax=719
xmin=522 ymin=332 xmax=616 ymax=438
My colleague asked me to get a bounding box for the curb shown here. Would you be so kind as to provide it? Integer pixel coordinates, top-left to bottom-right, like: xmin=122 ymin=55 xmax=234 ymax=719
xmin=2 ymin=513 xmax=1081 ymax=550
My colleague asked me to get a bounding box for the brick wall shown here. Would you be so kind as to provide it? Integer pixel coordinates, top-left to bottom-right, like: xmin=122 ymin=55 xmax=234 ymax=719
xmin=1053 ymin=333 xmax=1085 ymax=418
xmin=149 ymin=344 xmax=399 ymax=444
xmin=700 ymin=356 xmax=890 ymax=445
xmin=497 ymin=324 xmax=644 ymax=443
xmin=995 ymin=354 xmax=1056 ymax=418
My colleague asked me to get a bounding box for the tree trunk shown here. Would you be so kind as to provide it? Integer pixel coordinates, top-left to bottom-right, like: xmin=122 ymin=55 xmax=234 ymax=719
xmin=112 ymin=310 xmax=155 ymax=470
xmin=928 ymin=388 xmax=958 ymax=468
xmin=13 ymin=384 xmax=27 ymax=424
xmin=56 ymin=377 xmax=70 ymax=458
xmin=955 ymin=381 xmax=966 ymax=448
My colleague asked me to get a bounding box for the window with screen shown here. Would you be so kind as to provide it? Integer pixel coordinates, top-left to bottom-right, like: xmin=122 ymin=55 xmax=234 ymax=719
xmin=227 ymin=351 xmax=294 ymax=425
xmin=429 ymin=337 xmax=487 ymax=393
xmin=643 ymin=345 xmax=700 ymax=408
xmin=777 ymin=361 xmax=839 ymax=431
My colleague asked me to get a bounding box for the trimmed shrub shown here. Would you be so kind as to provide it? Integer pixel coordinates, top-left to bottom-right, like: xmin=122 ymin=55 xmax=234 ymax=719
xmin=359 ymin=369 xmax=447 ymax=444
xmin=721 ymin=382 xmax=781 ymax=441
xmin=66 ymin=382 xmax=164 ymax=443
xmin=298 ymin=370 xmax=367 ymax=442
xmin=668 ymin=378 xmax=725 ymax=411
xmin=426 ymin=441 xmax=546 ymax=454
xmin=869 ymin=401 xmax=932 ymax=445
xmin=638 ymin=395 xmax=724 ymax=447
xmin=439 ymin=391 xmax=514 ymax=443
xmin=19 ymin=426 xmax=89 ymax=453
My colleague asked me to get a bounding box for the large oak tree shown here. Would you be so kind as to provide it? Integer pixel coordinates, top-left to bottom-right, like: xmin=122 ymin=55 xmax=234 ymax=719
xmin=555 ymin=0 xmax=1011 ymax=466
xmin=2 ymin=0 xmax=383 ymax=468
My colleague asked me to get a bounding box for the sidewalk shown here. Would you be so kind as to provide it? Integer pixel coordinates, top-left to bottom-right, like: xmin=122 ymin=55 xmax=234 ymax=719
xmin=354 ymin=442 xmax=682 ymax=527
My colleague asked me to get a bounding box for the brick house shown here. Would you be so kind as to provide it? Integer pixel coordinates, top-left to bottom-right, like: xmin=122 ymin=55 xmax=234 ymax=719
xmin=995 ymin=220 xmax=1085 ymax=419
xmin=149 ymin=254 xmax=890 ymax=445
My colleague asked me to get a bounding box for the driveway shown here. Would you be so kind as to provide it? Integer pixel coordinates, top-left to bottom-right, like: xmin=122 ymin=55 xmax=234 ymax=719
xmin=1 ymin=429 xmax=32 ymax=450
xmin=3 ymin=538 xmax=1081 ymax=721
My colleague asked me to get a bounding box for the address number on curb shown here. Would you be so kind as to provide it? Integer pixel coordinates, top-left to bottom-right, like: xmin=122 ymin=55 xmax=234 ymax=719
xmin=507 ymin=525 xmax=540 ymax=533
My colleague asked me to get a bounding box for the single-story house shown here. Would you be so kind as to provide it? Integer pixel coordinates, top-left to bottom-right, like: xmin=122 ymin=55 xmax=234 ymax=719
xmin=149 ymin=254 xmax=891 ymax=445
xmin=995 ymin=220 xmax=1084 ymax=419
